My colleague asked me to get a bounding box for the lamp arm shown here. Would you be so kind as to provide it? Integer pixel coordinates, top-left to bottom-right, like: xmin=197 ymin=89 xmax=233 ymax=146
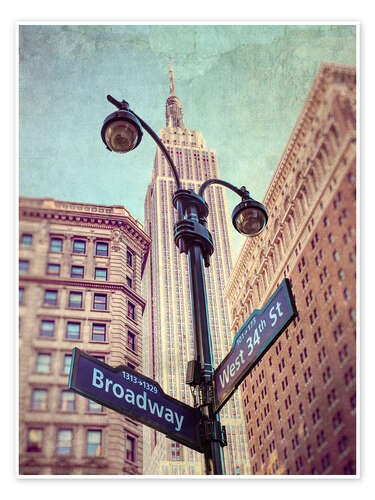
xmin=198 ymin=178 xmax=250 ymax=200
xmin=129 ymin=109 xmax=181 ymax=190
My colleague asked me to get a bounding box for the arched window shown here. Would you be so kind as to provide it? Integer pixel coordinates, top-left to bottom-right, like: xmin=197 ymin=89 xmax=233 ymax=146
xmin=263 ymin=267 xmax=269 ymax=291
xmin=284 ymin=196 xmax=290 ymax=213
xmin=256 ymin=281 xmax=261 ymax=303
xmin=307 ymin=168 xmax=318 ymax=193
xmin=321 ymin=142 xmax=330 ymax=162
xmin=330 ymin=124 xmax=340 ymax=149
xmin=288 ymin=213 xmax=297 ymax=240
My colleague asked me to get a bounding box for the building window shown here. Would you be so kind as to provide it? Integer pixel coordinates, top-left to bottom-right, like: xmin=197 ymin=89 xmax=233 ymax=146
xmin=36 ymin=354 xmax=51 ymax=373
xmin=92 ymin=323 xmax=106 ymax=342
xmin=56 ymin=429 xmax=73 ymax=455
xmin=19 ymin=260 xmax=29 ymax=275
xmin=60 ymin=390 xmax=75 ymax=411
xmin=40 ymin=320 xmax=55 ymax=337
xmin=343 ymin=460 xmax=355 ymax=475
xmin=349 ymin=308 xmax=356 ymax=322
xmin=93 ymin=293 xmax=107 ymax=310
xmin=127 ymin=331 xmax=136 ymax=350
xmin=27 ymin=428 xmax=43 ymax=452
xmin=93 ymin=355 xmax=105 ymax=363
xmin=21 ymin=233 xmax=32 ymax=246
xmin=19 ymin=287 xmax=25 ymax=304
xmin=95 ymin=268 xmax=107 ymax=281
xmin=71 ymin=265 xmax=84 ymax=279
xmin=128 ymin=301 xmax=135 ymax=320
xmin=50 ymin=237 xmax=63 ymax=252
xmin=338 ymin=435 xmax=349 ymax=454
xmin=126 ymin=250 xmax=133 ymax=267
xmin=31 ymin=353 xmax=49 ymax=377
xmin=73 ymin=239 xmax=86 ymax=254
xmin=126 ymin=435 xmax=135 ymax=462
xmin=86 ymin=430 xmax=102 ymax=456
xmin=126 ymin=276 xmax=133 ymax=288
xmin=321 ymin=453 xmax=331 ymax=471
xmin=96 ymin=242 xmax=108 ymax=256
xmin=47 ymin=263 xmax=60 ymax=276
xmin=63 ymin=354 xmax=72 ymax=375
xmin=171 ymin=442 xmax=182 ymax=461
xmin=69 ymin=291 xmax=83 ymax=308
xmin=88 ymin=400 xmax=102 ymax=413
xmin=44 ymin=289 xmax=58 ymax=306
xmin=31 ymin=389 xmax=48 ymax=410
xmin=66 ymin=322 xmax=80 ymax=340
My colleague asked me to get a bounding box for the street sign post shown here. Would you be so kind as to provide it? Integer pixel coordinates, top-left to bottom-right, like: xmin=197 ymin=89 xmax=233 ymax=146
xmin=213 ymin=278 xmax=297 ymax=413
xmin=68 ymin=348 xmax=204 ymax=453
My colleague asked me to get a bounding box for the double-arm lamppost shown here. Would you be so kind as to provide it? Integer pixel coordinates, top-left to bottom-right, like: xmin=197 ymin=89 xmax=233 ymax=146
xmin=101 ymin=95 xmax=268 ymax=475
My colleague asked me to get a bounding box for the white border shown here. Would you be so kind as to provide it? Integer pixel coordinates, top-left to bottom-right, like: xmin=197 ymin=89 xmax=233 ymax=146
xmin=9 ymin=14 xmax=366 ymax=496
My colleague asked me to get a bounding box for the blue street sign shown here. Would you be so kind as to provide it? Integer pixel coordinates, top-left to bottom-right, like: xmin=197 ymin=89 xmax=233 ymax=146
xmin=213 ymin=278 xmax=297 ymax=413
xmin=68 ymin=348 xmax=204 ymax=453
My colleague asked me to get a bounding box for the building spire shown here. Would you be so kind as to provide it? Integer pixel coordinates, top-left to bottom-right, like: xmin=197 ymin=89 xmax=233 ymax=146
xmin=169 ymin=58 xmax=175 ymax=95
xmin=165 ymin=58 xmax=185 ymax=129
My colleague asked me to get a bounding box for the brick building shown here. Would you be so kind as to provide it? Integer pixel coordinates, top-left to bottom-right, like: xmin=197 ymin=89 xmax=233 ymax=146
xmin=225 ymin=62 xmax=357 ymax=475
xmin=19 ymin=197 xmax=150 ymax=475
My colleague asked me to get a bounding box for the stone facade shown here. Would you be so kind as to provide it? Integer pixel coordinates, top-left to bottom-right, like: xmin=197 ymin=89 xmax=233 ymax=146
xmin=225 ymin=62 xmax=356 ymax=475
xmin=19 ymin=197 xmax=151 ymax=475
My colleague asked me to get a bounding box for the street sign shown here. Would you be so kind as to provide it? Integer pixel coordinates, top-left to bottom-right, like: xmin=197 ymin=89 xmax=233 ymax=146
xmin=213 ymin=278 xmax=297 ymax=413
xmin=68 ymin=348 xmax=204 ymax=453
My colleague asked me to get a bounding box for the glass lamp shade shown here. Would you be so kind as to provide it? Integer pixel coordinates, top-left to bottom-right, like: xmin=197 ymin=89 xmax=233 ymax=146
xmin=232 ymin=199 xmax=268 ymax=236
xmin=101 ymin=110 xmax=142 ymax=153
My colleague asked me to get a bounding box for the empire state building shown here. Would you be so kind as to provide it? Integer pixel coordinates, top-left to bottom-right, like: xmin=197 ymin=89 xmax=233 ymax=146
xmin=143 ymin=62 xmax=250 ymax=475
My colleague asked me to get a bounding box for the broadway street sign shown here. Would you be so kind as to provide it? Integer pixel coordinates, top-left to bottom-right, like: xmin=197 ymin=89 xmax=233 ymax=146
xmin=213 ymin=278 xmax=297 ymax=413
xmin=68 ymin=348 xmax=204 ymax=453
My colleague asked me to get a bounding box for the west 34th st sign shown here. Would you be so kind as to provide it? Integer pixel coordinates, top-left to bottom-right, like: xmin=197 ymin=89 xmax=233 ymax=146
xmin=69 ymin=348 xmax=204 ymax=453
xmin=213 ymin=278 xmax=297 ymax=413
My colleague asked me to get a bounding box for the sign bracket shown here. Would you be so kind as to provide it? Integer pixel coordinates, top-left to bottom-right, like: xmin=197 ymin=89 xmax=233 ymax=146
xmin=199 ymin=418 xmax=227 ymax=448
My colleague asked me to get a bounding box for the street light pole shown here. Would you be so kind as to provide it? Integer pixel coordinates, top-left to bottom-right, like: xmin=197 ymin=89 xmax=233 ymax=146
xmin=101 ymin=95 xmax=268 ymax=475
xmin=173 ymin=189 xmax=226 ymax=474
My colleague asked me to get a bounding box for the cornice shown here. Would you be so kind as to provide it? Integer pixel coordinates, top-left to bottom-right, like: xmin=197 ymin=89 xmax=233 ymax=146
xmin=225 ymin=62 xmax=356 ymax=300
xmin=19 ymin=275 xmax=146 ymax=312
xmin=263 ymin=62 xmax=355 ymax=209
xmin=19 ymin=206 xmax=151 ymax=251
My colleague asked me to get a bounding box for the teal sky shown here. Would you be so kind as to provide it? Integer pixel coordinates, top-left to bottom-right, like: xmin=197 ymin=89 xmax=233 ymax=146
xmin=19 ymin=24 xmax=356 ymax=259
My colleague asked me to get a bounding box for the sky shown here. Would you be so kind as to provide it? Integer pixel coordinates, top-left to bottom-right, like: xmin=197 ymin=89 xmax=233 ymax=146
xmin=19 ymin=23 xmax=356 ymax=259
